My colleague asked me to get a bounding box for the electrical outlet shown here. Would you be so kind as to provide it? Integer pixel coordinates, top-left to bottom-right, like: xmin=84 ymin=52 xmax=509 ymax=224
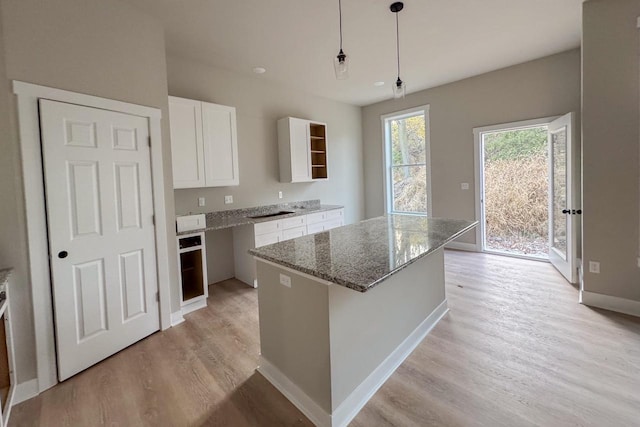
xmin=278 ymin=191 xmax=283 ymax=199
xmin=589 ymin=261 xmax=600 ymax=274
xmin=461 ymin=183 xmax=470 ymax=190
xmin=198 ymin=197 xmax=205 ymax=207
xmin=224 ymin=195 xmax=233 ymax=204
xmin=279 ymin=273 xmax=291 ymax=288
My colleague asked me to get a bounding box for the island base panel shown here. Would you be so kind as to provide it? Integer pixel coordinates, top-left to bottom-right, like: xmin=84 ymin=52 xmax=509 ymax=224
xmin=255 ymin=248 xmax=447 ymax=427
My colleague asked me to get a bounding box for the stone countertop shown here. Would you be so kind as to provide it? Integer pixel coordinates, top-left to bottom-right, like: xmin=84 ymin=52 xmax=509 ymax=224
xmin=176 ymin=200 xmax=343 ymax=235
xmin=250 ymin=215 xmax=477 ymax=293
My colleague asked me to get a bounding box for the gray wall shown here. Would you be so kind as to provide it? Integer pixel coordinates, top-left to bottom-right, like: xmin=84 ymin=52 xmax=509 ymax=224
xmin=167 ymin=55 xmax=365 ymax=227
xmin=362 ymin=49 xmax=581 ymax=244
xmin=581 ymin=0 xmax=640 ymax=302
xmin=0 ymin=1 xmax=33 ymax=383
xmin=0 ymin=0 xmax=180 ymax=383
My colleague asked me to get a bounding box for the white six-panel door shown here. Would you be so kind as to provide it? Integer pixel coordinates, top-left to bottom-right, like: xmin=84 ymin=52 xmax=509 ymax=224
xmin=39 ymin=99 xmax=160 ymax=381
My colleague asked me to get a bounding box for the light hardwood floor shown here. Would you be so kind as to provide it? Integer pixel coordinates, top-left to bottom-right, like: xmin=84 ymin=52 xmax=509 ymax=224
xmin=10 ymin=251 xmax=640 ymax=426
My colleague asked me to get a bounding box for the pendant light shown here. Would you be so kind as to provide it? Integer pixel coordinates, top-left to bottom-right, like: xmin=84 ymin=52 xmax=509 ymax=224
xmin=334 ymin=0 xmax=349 ymax=79
xmin=390 ymin=2 xmax=405 ymax=98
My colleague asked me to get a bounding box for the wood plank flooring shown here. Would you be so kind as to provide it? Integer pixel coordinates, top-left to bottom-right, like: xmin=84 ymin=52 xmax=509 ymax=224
xmin=10 ymin=251 xmax=640 ymax=426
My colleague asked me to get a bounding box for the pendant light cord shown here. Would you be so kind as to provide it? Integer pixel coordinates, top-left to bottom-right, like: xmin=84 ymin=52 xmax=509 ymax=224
xmin=339 ymin=0 xmax=343 ymax=51
xmin=395 ymin=12 xmax=400 ymax=77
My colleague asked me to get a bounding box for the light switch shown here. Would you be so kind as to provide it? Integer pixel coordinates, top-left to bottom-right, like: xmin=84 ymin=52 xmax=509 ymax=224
xmin=279 ymin=273 xmax=291 ymax=287
xmin=589 ymin=261 xmax=600 ymax=274
xmin=278 ymin=191 xmax=283 ymax=199
xmin=461 ymin=183 xmax=470 ymax=190
xmin=224 ymin=195 xmax=233 ymax=204
xmin=198 ymin=197 xmax=205 ymax=207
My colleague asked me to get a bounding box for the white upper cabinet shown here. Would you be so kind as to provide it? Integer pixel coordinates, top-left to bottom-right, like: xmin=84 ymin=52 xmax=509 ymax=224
xmin=278 ymin=117 xmax=328 ymax=183
xmin=169 ymin=96 xmax=239 ymax=189
xmin=169 ymin=97 xmax=205 ymax=188
xmin=202 ymin=102 xmax=239 ymax=187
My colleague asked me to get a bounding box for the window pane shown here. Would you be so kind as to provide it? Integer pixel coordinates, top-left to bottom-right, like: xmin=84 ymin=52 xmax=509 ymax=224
xmin=551 ymin=127 xmax=567 ymax=258
xmin=391 ymin=115 xmax=426 ymax=166
xmin=392 ymin=165 xmax=427 ymax=213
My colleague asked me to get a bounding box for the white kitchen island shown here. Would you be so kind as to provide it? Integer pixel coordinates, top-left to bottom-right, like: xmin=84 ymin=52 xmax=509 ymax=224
xmin=250 ymin=215 xmax=477 ymax=427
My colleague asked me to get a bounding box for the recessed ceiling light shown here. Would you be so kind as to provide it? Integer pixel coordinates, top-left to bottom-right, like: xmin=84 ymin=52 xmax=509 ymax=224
xmin=374 ymin=81 xmax=385 ymax=87
xmin=253 ymin=67 xmax=266 ymax=74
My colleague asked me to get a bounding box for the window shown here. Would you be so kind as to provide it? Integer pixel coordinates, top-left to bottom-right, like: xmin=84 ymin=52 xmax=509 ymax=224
xmin=382 ymin=106 xmax=431 ymax=215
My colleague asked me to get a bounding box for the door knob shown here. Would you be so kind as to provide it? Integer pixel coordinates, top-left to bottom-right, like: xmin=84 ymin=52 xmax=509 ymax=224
xmin=561 ymin=209 xmax=570 ymax=214
xmin=58 ymin=251 xmax=68 ymax=259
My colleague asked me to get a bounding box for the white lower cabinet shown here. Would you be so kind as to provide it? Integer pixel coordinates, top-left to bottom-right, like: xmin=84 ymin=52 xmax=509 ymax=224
xmin=306 ymin=208 xmax=344 ymax=234
xmin=255 ymin=230 xmax=281 ymax=248
xmin=234 ymin=215 xmax=309 ymax=287
xmin=233 ymin=209 xmax=343 ymax=288
xmin=282 ymin=226 xmax=306 ymax=240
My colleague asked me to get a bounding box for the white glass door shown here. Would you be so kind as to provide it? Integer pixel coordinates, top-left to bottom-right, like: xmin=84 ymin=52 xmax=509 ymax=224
xmin=548 ymin=112 xmax=579 ymax=283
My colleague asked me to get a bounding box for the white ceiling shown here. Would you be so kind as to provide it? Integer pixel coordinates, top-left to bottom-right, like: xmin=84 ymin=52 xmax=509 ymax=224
xmin=123 ymin=0 xmax=583 ymax=106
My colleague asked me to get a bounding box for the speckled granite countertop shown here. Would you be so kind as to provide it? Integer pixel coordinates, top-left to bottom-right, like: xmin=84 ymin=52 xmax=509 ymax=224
xmin=176 ymin=199 xmax=343 ymax=235
xmin=250 ymin=215 xmax=477 ymax=292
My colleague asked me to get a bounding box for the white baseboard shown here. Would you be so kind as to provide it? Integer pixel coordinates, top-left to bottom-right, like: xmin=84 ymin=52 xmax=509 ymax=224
xmin=257 ymin=300 xmax=449 ymax=427
xmin=445 ymin=242 xmax=477 ymax=252
xmin=180 ymin=297 xmax=207 ymax=316
xmin=580 ymin=290 xmax=640 ymax=317
xmin=13 ymin=378 xmax=39 ymax=405
xmin=170 ymin=311 xmax=185 ymax=326
xmin=257 ymin=357 xmax=331 ymax=427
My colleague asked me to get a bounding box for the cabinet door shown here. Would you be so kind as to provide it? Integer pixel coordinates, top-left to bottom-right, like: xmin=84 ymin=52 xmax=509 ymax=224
xmin=307 ymin=222 xmax=325 ymax=235
xmin=202 ymin=102 xmax=239 ymax=187
xmin=289 ymin=118 xmax=312 ymax=182
xmin=282 ymin=225 xmax=306 ymax=241
xmin=255 ymin=231 xmax=281 ymax=248
xmin=169 ymin=96 xmax=205 ymax=188
xmin=323 ymin=218 xmax=344 ymax=231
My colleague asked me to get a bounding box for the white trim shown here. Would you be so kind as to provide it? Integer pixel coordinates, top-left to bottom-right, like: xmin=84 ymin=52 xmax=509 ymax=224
xmin=258 ymin=357 xmax=331 ymax=427
xmin=257 ymin=300 xmax=449 ymax=427
xmin=473 ymin=116 xmax=559 ymax=253
xmin=12 ymin=81 xmax=173 ymax=393
xmin=170 ymin=311 xmax=185 ymax=327
xmin=13 ymin=379 xmax=39 ymax=405
xmin=380 ymin=105 xmax=431 ymax=216
xmin=580 ymin=291 xmax=640 ymax=317
xmin=444 ymin=242 xmax=477 ymax=252
xmin=180 ymin=297 xmax=207 ymax=316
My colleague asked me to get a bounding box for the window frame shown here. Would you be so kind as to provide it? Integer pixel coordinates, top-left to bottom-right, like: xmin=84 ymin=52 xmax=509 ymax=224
xmin=381 ymin=105 xmax=432 ymax=216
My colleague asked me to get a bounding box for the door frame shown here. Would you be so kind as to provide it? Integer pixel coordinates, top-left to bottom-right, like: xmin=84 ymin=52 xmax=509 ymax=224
xmin=473 ymin=116 xmax=558 ymax=255
xmin=13 ymin=81 xmax=173 ymax=394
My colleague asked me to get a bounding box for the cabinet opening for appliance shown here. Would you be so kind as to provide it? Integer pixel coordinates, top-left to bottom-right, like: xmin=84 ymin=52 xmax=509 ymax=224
xmin=0 ymin=312 xmax=10 ymax=409
xmin=180 ymin=250 xmax=205 ymax=301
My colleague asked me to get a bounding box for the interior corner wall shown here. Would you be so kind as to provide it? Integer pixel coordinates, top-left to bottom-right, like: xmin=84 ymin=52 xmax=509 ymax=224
xmin=361 ymin=49 xmax=581 ymax=245
xmin=166 ymin=55 xmax=365 ymax=227
xmin=581 ymin=0 xmax=640 ymax=302
xmin=0 ymin=0 xmax=180 ymax=385
xmin=0 ymin=0 xmax=34 ymax=383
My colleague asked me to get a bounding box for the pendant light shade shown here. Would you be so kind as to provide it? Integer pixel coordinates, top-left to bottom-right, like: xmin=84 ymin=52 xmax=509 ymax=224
xmin=334 ymin=49 xmax=349 ymax=79
xmin=393 ymin=77 xmax=405 ymax=99
xmin=390 ymin=2 xmax=405 ymax=98
xmin=334 ymin=0 xmax=349 ymax=79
